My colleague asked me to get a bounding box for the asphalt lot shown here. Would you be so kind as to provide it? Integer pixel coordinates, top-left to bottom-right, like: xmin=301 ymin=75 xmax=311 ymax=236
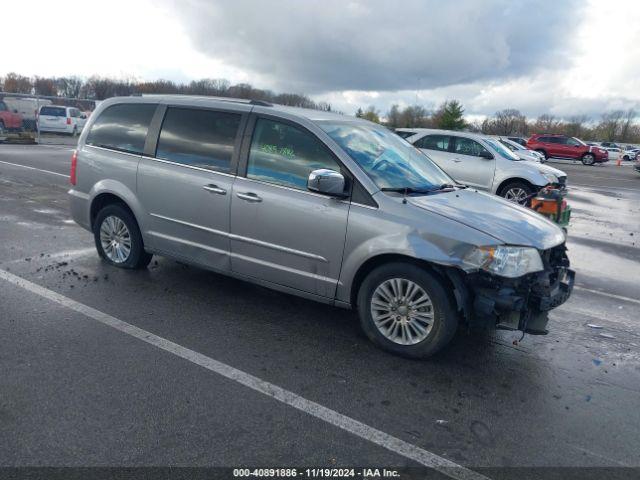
xmin=0 ymin=145 xmax=639 ymax=479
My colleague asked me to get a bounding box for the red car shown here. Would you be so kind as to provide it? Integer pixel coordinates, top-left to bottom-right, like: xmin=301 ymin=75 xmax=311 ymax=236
xmin=527 ymin=134 xmax=608 ymax=166
xmin=0 ymin=99 xmax=23 ymax=134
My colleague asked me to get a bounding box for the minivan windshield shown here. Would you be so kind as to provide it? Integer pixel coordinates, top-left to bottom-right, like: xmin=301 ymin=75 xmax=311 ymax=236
xmin=319 ymin=122 xmax=453 ymax=191
xmin=484 ymin=138 xmax=522 ymax=161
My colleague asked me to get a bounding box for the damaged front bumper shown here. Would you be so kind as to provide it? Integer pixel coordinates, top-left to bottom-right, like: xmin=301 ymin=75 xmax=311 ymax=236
xmin=450 ymin=244 xmax=574 ymax=335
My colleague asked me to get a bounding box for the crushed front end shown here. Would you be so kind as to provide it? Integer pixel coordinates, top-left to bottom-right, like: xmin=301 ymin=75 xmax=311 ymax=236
xmin=450 ymin=243 xmax=575 ymax=335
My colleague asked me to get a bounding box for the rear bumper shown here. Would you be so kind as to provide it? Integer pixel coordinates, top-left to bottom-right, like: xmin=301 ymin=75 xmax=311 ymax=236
xmin=69 ymin=189 xmax=92 ymax=231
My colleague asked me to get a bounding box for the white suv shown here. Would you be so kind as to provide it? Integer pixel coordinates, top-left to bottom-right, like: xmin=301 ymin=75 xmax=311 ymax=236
xmin=38 ymin=105 xmax=87 ymax=136
xmin=400 ymin=128 xmax=567 ymax=204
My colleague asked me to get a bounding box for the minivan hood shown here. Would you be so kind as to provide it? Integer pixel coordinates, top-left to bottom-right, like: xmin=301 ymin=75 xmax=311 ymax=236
xmin=408 ymin=189 xmax=565 ymax=250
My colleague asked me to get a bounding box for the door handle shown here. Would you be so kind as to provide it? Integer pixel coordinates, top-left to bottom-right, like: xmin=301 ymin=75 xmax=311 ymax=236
xmin=203 ymin=184 xmax=226 ymax=195
xmin=236 ymin=192 xmax=262 ymax=203
xmin=452 ymin=158 xmax=462 ymax=163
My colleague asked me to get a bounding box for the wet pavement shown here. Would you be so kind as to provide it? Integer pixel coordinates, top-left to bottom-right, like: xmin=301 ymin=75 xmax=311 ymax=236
xmin=1 ymin=145 xmax=639 ymax=478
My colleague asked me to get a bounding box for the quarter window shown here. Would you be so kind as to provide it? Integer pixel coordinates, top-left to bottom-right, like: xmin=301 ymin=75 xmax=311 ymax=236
xmin=415 ymin=134 xmax=450 ymax=151
xmin=453 ymin=137 xmax=490 ymax=157
xmin=247 ymin=118 xmax=342 ymax=190
xmin=86 ymin=103 xmax=157 ymax=155
xmin=156 ymin=107 xmax=241 ymax=173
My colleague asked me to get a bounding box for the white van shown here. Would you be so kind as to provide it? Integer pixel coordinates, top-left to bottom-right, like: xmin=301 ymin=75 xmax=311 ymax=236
xmin=38 ymin=105 xmax=87 ymax=136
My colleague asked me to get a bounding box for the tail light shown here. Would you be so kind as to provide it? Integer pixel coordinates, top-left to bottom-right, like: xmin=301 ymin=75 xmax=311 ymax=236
xmin=66 ymin=117 xmax=71 ymax=125
xmin=70 ymin=150 xmax=78 ymax=185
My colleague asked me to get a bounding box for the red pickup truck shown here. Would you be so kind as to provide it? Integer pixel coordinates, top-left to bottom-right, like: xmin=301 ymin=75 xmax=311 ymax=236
xmin=0 ymin=99 xmax=23 ymax=134
xmin=527 ymin=134 xmax=608 ymax=166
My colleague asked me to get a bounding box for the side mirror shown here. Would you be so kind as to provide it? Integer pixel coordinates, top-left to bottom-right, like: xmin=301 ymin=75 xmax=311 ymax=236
xmin=479 ymin=151 xmax=494 ymax=160
xmin=307 ymin=169 xmax=347 ymax=197
xmin=81 ymin=114 xmax=87 ymax=119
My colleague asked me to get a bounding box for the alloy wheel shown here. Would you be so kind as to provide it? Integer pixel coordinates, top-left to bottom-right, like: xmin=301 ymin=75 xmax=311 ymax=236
xmin=99 ymin=215 xmax=132 ymax=263
xmin=370 ymin=278 xmax=435 ymax=345
xmin=504 ymin=187 xmax=528 ymax=204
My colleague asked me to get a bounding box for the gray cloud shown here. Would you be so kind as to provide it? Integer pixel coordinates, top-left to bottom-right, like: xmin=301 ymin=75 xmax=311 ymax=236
xmin=165 ymin=0 xmax=582 ymax=94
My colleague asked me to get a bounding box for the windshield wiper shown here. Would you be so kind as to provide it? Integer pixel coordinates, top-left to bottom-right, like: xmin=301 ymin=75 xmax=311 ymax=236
xmin=380 ymin=186 xmax=437 ymax=194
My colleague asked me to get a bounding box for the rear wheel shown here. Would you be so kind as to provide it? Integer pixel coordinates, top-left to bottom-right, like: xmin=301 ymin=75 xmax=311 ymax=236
xmin=357 ymin=263 xmax=458 ymax=358
xmin=581 ymin=153 xmax=595 ymax=166
xmin=0 ymin=121 xmax=5 ymax=136
xmin=499 ymin=181 xmax=534 ymax=205
xmin=93 ymin=204 xmax=152 ymax=269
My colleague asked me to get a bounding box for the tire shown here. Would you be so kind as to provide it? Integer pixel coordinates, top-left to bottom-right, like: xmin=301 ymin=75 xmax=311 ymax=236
xmin=357 ymin=262 xmax=458 ymax=358
xmin=71 ymin=126 xmax=78 ymax=137
xmin=535 ymin=149 xmax=548 ymax=160
xmin=623 ymin=155 xmax=630 ymax=161
xmin=93 ymin=204 xmax=152 ymax=269
xmin=499 ymin=180 xmax=534 ymax=205
xmin=0 ymin=121 xmax=5 ymax=135
xmin=581 ymin=153 xmax=595 ymax=166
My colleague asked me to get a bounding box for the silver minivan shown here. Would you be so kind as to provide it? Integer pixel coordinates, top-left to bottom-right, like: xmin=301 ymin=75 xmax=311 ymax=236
xmin=400 ymin=128 xmax=566 ymax=204
xmin=69 ymin=96 xmax=574 ymax=358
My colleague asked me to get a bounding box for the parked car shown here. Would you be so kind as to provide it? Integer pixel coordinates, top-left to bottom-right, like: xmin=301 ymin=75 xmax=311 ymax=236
xmin=3 ymin=96 xmax=52 ymax=131
xmin=69 ymin=96 xmax=574 ymax=358
xmin=0 ymin=99 xmax=24 ymax=134
xmin=507 ymin=136 xmax=528 ymax=147
xmin=404 ymin=129 xmax=566 ymax=204
xmin=599 ymin=141 xmax=620 ymax=149
xmin=527 ymin=134 xmax=609 ymax=165
xmin=492 ymin=136 xmax=546 ymax=163
xmin=621 ymin=148 xmax=640 ymax=161
xmin=38 ymin=105 xmax=87 ymax=136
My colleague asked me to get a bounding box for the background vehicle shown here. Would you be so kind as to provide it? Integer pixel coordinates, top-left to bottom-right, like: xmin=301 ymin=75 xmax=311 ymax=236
xmin=3 ymin=97 xmax=52 ymax=131
xmin=0 ymin=99 xmax=23 ymax=134
xmin=38 ymin=105 xmax=87 ymax=136
xmin=527 ymin=134 xmax=608 ymax=165
xmin=600 ymin=141 xmax=620 ymax=149
xmin=493 ymin=135 xmax=545 ymax=163
xmin=621 ymin=147 xmax=640 ymax=161
xmin=405 ymin=128 xmax=566 ymax=204
xmin=507 ymin=136 xmax=528 ymax=146
xmin=69 ymin=96 xmax=573 ymax=358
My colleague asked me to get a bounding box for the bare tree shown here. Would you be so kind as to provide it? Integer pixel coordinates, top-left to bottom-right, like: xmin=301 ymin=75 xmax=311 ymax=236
xmin=619 ymin=109 xmax=636 ymax=142
xmin=57 ymin=77 xmax=84 ymax=98
xmin=597 ymin=110 xmax=625 ymax=141
xmin=2 ymin=72 xmax=32 ymax=93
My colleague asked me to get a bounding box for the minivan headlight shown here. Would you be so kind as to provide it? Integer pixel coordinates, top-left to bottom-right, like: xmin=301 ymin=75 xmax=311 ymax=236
xmin=462 ymin=246 xmax=544 ymax=278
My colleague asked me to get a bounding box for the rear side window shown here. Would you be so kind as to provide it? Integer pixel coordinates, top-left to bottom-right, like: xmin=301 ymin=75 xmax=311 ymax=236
xmin=0 ymin=102 xmax=7 ymax=111
xmin=452 ymin=137 xmax=491 ymax=157
xmin=415 ymin=134 xmax=450 ymax=151
xmin=156 ymin=107 xmax=241 ymax=173
xmin=86 ymin=103 xmax=157 ymax=155
xmin=247 ymin=118 xmax=341 ymax=190
xmin=40 ymin=106 xmax=66 ymax=116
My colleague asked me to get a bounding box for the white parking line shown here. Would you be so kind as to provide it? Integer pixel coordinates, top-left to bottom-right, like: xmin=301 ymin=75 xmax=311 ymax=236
xmin=0 ymin=268 xmax=488 ymax=480
xmin=0 ymin=160 xmax=69 ymax=178
xmin=574 ymin=286 xmax=640 ymax=306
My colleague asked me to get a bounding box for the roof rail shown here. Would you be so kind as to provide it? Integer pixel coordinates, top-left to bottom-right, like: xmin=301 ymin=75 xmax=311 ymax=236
xmin=139 ymin=94 xmax=273 ymax=107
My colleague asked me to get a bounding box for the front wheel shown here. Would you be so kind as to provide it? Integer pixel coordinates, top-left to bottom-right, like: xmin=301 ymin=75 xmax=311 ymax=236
xmin=582 ymin=153 xmax=595 ymax=165
xmin=500 ymin=181 xmax=534 ymax=205
xmin=357 ymin=263 xmax=458 ymax=358
xmin=536 ymin=149 xmax=548 ymax=160
xmin=93 ymin=204 xmax=152 ymax=269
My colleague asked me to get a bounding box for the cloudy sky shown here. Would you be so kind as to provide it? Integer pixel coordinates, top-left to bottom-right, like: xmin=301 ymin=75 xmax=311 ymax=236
xmin=3 ymin=0 xmax=639 ymax=119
